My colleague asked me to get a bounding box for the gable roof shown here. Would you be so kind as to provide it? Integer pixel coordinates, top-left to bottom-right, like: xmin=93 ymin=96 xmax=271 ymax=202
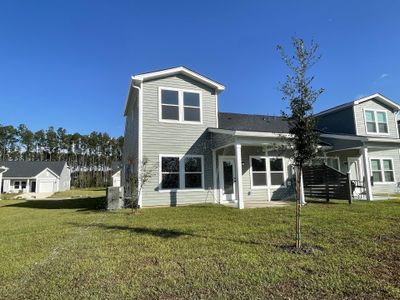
xmin=0 ymin=161 xmax=67 ymax=178
xmin=111 ymin=161 xmax=122 ymax=175
xmin=132 ymin=66 xmax=225 ymax=91
xmin=124 ymin=66 xmax=225 ymax=116
xmin=316 ymin=93 xmax=400 ymax=117
xmin=218 ymin=112 xmax=290 ymax=133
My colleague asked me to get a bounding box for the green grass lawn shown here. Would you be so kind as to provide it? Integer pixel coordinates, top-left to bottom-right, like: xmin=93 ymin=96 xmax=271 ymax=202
xmin=0 ymin=191 xmax=399 ymax=299
xmin=49 ymin=187 xmax=106 ymax=199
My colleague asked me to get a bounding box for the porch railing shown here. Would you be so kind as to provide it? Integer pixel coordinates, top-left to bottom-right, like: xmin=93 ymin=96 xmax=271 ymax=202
xmin=302 ymin=164 xmax=352 ymax=204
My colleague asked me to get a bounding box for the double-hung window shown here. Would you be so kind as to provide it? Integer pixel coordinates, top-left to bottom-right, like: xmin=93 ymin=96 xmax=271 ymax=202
xmin=14 ymin=181 xmax=20 ymax=189
xmin=161 ymin=90 xmax=180 ymax=121
xmin=160 ymin=155 xmax=204 ymax=190
xmin=160 ymin=88 xmax=201 ymax=123
xmin=251 ymin=157 xmax=267 ymax=187
xmin=269 ymin=158 xmax=285 ymax=186
xmin=250 ymin=157 xmax=286 ymax=188
xmin=184 ymin=157 xmax=202 ymax=188
xmin=370 ymin=158 xmax=394 ymax=183
xmin=161 ymin=156 xmax=180 ymax=189
xmin=365 ymin=110 xmax=388 ymax=134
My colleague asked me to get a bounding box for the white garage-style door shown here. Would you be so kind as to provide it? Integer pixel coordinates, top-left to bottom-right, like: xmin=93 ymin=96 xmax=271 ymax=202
xmin=38 ymin=181 xmax=55 ymax=193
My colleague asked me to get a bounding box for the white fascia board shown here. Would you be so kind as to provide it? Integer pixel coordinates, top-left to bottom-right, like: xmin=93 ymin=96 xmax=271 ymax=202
xmin=315 ymin=93 xmax=400 ymax=117
xmin=132 ymin=66 xmax=225 ymax=92
xmin=354 ymin=93 xmax=400 ymax=110
xmin=321 ymin=133 xmax=400 ymax=144
xmin=208 ymin=128 xmax=291 ymax=138
xmin=35 ymin=168 xmax=60 ymax=179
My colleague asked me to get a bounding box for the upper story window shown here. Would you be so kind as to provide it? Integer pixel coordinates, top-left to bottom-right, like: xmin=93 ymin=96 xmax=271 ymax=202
xmin=160 ymin=88 xmax=202 ymax=123
xmin=364 ymin=110 xmax=388 ymax=134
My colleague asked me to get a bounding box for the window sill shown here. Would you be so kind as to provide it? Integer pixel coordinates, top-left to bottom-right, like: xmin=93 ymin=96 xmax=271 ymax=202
xmin=372 ymin=182 xmax=396 ymax=185
xmin=158 ymin=188 xmax=205 ymax=193
xmin=159 ymin=119 xmax=203 ymax=125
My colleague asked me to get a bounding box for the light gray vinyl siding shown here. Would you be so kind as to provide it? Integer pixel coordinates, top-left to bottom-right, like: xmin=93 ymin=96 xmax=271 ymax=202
xmin=141 ymin=74 xmax=217 ymax=207
xmin=317 ymin=107 xmax=356 ymax=134
xmin=369 ymin=148 xmax=400 ymax=194
xmin=354 ymin=99 xmax=399 ymax=138
xmin=122 ymin=87 xmax=139 ymax=195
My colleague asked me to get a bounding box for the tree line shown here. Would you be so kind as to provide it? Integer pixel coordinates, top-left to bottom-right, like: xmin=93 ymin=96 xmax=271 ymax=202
xmin=0 ymin=124 xmax=124 ymax=187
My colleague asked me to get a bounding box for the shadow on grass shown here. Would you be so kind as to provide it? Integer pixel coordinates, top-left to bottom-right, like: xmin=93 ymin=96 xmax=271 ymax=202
xmin=68 ymin=222 xmax=262 ymax=244
xmin=2 ymin=197 xmax=105 ymax=211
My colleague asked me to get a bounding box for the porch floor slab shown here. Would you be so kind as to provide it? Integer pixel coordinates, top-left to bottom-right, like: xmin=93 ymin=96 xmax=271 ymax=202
xmin=222 ymin=201 xmax=291 ymax=209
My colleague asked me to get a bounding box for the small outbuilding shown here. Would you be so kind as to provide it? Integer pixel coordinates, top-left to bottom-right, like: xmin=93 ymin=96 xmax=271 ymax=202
xmin=0 ymin=161 xmax=71 ymax=194
xmin=111 ymin=161 xmax=122 ymax=187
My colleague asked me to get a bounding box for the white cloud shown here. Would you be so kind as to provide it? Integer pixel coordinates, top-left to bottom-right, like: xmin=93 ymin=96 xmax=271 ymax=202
xmin=379 ymin=73 xmax=389 ymax=79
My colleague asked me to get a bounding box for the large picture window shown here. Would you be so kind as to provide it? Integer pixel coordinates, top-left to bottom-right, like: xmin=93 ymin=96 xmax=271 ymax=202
xmin=160 ymin=88 xmax=202 ymax=123
xmin=370 ymin=158 xmax=395 ymax=183
xmin=160 ymin=155 xmax=204 ymax=190
xmin=250 ymin=157 xmax=286 ymax=188
xmin=365 ymin=110 xmax=389 ymax=134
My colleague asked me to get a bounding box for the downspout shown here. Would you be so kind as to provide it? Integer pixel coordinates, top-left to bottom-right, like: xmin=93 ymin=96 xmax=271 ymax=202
xmin=132 ymin=83 xmax=143 ymax=208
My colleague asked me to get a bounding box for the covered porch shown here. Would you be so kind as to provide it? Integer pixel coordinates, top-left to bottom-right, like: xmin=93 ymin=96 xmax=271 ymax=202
xmin=321 ymin=134 xmax=400 ymax=200
xmin=210 ymin=129 xmax=296 ymax=209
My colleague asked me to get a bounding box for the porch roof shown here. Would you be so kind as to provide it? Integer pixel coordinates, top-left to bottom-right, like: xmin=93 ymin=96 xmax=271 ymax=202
xmin=321 ymin=133 xmax=400 ymax=152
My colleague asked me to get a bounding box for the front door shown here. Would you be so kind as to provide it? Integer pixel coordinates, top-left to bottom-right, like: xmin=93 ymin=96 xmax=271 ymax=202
xmin=219 ymin=157 xmax=236 ymax=201
xmin=348 ymin=157 xmax=363 ymax=196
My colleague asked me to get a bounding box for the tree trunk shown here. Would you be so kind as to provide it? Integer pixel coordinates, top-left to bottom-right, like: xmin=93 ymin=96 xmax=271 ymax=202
xmin=295 ymin=165 xmax=302 ymax=249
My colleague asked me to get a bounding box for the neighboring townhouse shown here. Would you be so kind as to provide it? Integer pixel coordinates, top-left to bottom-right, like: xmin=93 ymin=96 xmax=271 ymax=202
xmin=123 ymin=66 xmax=400 ymax=208
xmin=316 ymin=93 xmax=400 ymax=199
xmin=0 ymin=161 xmax=71 ymax=194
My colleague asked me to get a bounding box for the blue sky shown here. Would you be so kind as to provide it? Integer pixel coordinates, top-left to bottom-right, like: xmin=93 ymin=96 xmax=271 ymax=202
xmin=0 ymin=1 xmax=399 ymax=137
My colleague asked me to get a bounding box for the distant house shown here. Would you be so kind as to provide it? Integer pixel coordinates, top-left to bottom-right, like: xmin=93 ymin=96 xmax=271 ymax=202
xmin=0 ymin=161 xmax=71 ymax=194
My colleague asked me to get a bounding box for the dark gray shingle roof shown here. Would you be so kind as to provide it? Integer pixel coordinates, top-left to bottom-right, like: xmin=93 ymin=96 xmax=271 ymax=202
xmin=0 ymin=161 xmax=67 ymax=178
xmin=218 ymin=112 xmax=290 ymax=133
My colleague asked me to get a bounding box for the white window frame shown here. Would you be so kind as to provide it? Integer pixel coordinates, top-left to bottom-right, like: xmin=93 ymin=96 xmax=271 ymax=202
xmin=249 ymin=156 xmax=268 ymax=189
xmin=159 ymin=154 xmax=204 ymax=192
xmin=159 ymin=87 xmax=203 ymax=124
xmin=250 ymin=156 xmax=287 ymax=189
xmin=364 ymin=109 xmax=389 ymax=135
xmin=369 ymin=157 xmax=395 ymax=184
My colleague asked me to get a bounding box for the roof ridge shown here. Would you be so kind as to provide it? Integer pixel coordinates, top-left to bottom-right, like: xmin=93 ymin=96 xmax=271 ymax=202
xmin=219 ymin=112 xmax=285 ymax=119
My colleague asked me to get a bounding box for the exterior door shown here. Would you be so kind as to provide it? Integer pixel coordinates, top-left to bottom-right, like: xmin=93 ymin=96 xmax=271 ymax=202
xmin=348 ymin=158 xmax=362 ymax=182
xmin=219 ymin=157 xmax=236 ymax=201
xmin=348 ymin=157 xmax=364 ymax=197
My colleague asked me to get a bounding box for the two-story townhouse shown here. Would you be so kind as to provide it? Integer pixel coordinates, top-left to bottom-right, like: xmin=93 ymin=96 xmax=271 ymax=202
xmin=317 ymin=93 xmax=400 ymax=200
xmin=123 ymin=67 xmax=400 ymax=208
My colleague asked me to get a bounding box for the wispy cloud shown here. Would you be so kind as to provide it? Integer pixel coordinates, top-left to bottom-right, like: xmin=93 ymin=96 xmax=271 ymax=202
xmin=379 ymin=73 xmax=389 ymax=79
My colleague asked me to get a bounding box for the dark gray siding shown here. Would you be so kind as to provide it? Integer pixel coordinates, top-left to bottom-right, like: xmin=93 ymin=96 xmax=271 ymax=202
xmin=316 ymin=107 xmax=356 ymax=134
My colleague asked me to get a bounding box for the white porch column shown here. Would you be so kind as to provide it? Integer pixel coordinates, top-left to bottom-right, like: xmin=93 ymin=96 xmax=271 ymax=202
xmin=235 ymin=143 xmax=244 ymax=209
xmin=26 ymin=179 xmax=30 ymax=193
xmin=212 ymin=149 xmax=218 ymax=203
xmin=361 ymin=146 xmax=373 ymax=201
xmin=300 ymin=169 xmax=306 ymax=205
